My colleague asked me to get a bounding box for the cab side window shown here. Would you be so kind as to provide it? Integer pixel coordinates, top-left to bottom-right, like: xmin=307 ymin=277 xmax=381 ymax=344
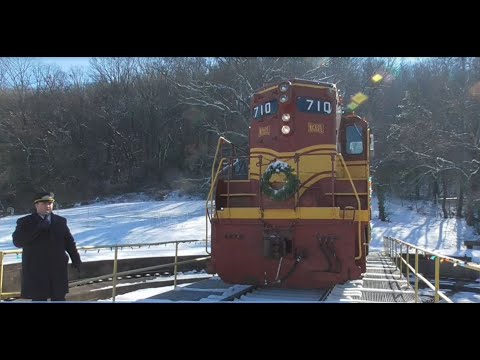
xmin=346 ymin=124 xmax=363 ymax=155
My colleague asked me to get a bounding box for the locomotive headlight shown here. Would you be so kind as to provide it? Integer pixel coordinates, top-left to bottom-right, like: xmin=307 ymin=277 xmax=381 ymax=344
xmin=280 ymin=94 xmax=289 ymax=103
xmin=282 ymin=113 xmax=291 ymax=122
xmin=281 ymin=125 xmax=291 ymax=135
xmin=279 ymin=81 xmax=291 ymax=93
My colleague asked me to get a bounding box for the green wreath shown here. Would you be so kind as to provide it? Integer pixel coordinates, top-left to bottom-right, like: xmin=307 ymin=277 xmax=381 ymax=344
xmin=261 ymin=161 xmax=300 ymax=201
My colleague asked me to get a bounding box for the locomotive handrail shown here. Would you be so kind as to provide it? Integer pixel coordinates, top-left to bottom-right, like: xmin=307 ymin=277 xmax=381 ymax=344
xmin=206 ymin=152 xmax=252 ymax=253
xmin=206 ymin=156 xmax=228 ymax=254
xmin=209 ymin=151 xmax=367 ymax=216
xmin=206 ymin=145 xmax=265 ymax=254
xmin=207 ymin=144 xmax=369 ymax=284
xmin=343 ymin=206 xmax=356 ymax=221
xmin=211 ymin=137 xmax=231 ymax=186
xmin=209 ymin=137 xmax=248 ymax=187
xmin=338 ymin=154 xmax=363 ymax=261
xmin=206 ymin=136 xmax=240 ymax=255
xmin=206 ymin=137 xmax=229 ymax=255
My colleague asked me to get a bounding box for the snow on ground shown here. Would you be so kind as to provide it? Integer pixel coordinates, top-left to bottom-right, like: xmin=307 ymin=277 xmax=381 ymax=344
xmin=1 ymin=192 xmax=480 ymax=302
xmin=370 ymin=196 xmax=480 ymax=263
xmin=0 ymin=192 xmax=210 ymax=264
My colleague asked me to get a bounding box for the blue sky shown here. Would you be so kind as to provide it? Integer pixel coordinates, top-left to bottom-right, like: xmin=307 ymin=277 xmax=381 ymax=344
xmin=35 ymin=57 xmax=425 ymax=72
xmin=37 ymin=57 xmax=91 ymax=71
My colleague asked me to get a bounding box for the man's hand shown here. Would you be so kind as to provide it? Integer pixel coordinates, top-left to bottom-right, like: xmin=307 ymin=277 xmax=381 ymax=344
xmin=36 ymin=218 xmax=50 ymax=231
xmin=33 ymin=218 xmax=50 ymax=238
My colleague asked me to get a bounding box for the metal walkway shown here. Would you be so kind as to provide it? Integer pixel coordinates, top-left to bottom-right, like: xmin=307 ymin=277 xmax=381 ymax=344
xmin=142 ymin=252 xmax=416 ymax=303
xmin=325 ymin=252 xmax=417 ymax=303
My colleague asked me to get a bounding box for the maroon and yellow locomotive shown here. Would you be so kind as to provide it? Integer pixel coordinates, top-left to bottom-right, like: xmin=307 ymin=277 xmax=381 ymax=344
xmin=206 ymin=79 xmax=372 ymax=288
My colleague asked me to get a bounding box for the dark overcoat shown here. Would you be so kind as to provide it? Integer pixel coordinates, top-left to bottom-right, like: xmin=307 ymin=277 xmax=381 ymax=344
xmin=12 ymin=212 xmax=81 ymax=299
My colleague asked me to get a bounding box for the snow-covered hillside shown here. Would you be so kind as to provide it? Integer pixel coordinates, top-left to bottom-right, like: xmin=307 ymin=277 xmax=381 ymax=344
xmin=1 ymin=192 xmax=479 ymax=264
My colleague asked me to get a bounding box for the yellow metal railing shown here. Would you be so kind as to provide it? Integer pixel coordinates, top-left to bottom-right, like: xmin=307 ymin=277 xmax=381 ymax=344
xmin=205 ymin=135 xmax=251 ymax=254
xmin=384 ymin=236 xmax=480 ymax=303
xmin=206 ymin=136 xmax=234 ymax=254
xmin=338 ymin=154 xmax=363 ymax=261
xmin=205 ymin=156 xmax=228 ymax=254
xmin=0 ymin=239 xmax=210 ymax=302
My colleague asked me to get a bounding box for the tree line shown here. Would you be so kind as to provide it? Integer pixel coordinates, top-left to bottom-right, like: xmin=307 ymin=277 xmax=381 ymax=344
xmin=1 ymin=57 xmax=479 ymax=230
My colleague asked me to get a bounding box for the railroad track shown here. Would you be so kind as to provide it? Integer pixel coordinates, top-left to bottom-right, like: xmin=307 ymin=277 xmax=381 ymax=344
xmin=228 ymin=287 xmax=333 ymax=302
xmin=141 ymin=277 xmax=334 ymax=302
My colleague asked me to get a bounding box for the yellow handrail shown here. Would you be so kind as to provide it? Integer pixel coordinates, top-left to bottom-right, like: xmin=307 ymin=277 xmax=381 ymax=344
xmin=67 ymin=256 xmax=210 ymax=287
xmin=205 ymin=136 xmax=236 ymax=255
xmin=205 ymin=157 xmax=231 ymax=254
xmin=1 ymin=239 xmax=208 ymax=302
xmin=211 ymin=137 xmax=231 ymax=186
xmin=338 ymin=154 xmax=363 ymax=260
xmin=384 ymin=236 xmax=480 ymax=303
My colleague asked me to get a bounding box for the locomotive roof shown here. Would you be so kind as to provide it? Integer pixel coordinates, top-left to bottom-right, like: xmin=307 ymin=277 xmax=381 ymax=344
xmin=253 ymin=78 xmax=336 ymax=94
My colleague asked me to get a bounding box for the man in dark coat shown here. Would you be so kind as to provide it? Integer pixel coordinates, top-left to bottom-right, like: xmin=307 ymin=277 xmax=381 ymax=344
xmin=12 ymin=192 xmax=82 ymax=301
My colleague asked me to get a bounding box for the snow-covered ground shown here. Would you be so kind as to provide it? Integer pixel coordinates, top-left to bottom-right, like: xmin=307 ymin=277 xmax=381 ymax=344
xmin=0 ymin=192 xmax=209 ymax=264
xmin=370 ymin=196 xmax=480 ymax=263
xmin=1 ymin=192 xmax=479 ymax=302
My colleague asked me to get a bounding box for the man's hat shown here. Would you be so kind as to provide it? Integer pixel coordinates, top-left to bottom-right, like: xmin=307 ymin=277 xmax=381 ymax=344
xmin=34 ymin=192 xmax=55 ymax=203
